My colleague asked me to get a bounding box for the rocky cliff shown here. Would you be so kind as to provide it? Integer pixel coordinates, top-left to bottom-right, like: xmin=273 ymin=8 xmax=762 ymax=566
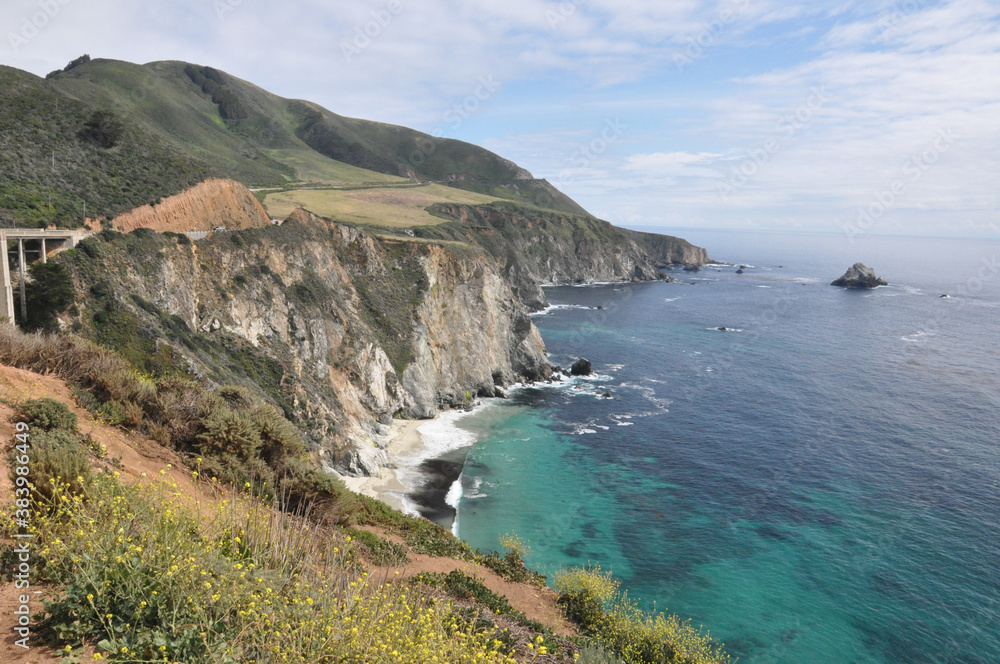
xmin=111 ymin=178 xmax=272 ymax=233
xmin=65 ymin=210 xmax=549 ymax=476
xmin=416 ymin=202 xmax=709 ymax=309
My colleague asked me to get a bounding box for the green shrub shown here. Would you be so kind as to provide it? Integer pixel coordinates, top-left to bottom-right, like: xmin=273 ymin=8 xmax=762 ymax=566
xmin=78 ymin=110 xmax=124 ymax=149
xmin=250 ymin=403 xmax=304 ymax=465
xmin=10 ymin=428 xmax=93 ymax=506
xmin=197 ymin=407 xmax=262 ymax=458
xmin=15 ymin=398 xmax=77 ymax=431
xmin=476 ymin=533 xmax=546 ymax=586
xmin=555 ymin=567 xmax=728 ymax=664
xmin=94 ymin=399 xmax=127 ymax=426
xmin=21 ymin=261 xmax=75 ymax=332
xmin=578 ymin=645 xmax=627 ymax=664
xmin=342 ymin=527 xmax=408 ymax=566
xmin=417 ymin=570 xmax=516 ymax=616
xmin=277 ymin=457 xmax=357 ymax=525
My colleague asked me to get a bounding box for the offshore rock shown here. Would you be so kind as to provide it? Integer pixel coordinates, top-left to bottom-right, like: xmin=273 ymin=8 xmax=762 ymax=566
xmin=571 ymin=358 xmax=593 ymax=376
xmin=831 ymin=263 xmax=888 ymax=289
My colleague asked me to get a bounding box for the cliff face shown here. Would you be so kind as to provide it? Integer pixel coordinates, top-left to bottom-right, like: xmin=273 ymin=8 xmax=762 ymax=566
xmin=419 ymin=203 xmax=709 ymax=309
xmin=66 ymin=210 xmax=548 ymax=476
xmin=111 ymin=179 xmax=272 ymax=233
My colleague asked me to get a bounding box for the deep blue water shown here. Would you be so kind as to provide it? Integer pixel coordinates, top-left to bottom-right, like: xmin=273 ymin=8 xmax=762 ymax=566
xmin=447 ymin=230 xmax=1000 ymax=664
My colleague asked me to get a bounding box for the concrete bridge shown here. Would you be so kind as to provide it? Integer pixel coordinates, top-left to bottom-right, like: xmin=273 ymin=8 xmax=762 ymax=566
xmin=1 ymin=229 xmax=91 ymax=321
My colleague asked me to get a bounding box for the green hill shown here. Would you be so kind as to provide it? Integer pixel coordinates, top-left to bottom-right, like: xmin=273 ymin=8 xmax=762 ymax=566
xmin=0 ymin=57 xmax=586 ymax=227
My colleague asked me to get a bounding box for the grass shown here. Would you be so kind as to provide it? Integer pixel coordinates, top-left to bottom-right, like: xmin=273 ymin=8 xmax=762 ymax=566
xmin=24 ymin=472 xmax=527 ymax=663
xmin=262 ymin=184 xmax=502 ymax=227
xmin=263 ymin=148 xmax=407 ymax=185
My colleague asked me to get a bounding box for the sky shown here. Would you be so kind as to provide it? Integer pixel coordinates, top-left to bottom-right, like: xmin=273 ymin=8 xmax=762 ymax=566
xmin=2 ymin=0 xmax=999 ymax=238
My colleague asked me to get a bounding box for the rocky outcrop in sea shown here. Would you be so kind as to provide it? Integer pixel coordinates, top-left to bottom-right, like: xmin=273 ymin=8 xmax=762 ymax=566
xmin=831 ymin=263 xmax=888 ymax=289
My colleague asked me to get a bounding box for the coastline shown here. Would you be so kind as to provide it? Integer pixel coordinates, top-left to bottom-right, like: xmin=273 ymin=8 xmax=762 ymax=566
xmin=338 ymin=419 xmax=427 ymax=514
xmin=338 ymin=406 xmax=485 ymax=521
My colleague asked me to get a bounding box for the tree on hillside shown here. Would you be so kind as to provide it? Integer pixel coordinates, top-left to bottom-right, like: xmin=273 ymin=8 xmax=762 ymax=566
xmin=46 ymin=54 xmax=91 ymax=79
xmin=21 ymin=261 xmax=74 ymax=332
xmin=79 ymin=110 xmax=124 ymax=149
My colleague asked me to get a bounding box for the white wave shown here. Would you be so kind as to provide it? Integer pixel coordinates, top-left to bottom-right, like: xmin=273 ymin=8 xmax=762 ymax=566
xmin=616 ymin=383 xmax=672 ymax=415
xmin=507 ymin=376 xmax=577 ymax=393
xmin=606 ymin=364 xmax=626 ymax=372
xmin=398 ymin=494 xmax=424 ymax=519
xmin=571 ymin=280 xmax=623 ymax=287
xmin=664 ymin=297 xmax=681 ymax=302
xmin=408 ymin=408 xmax=481 ymax=463
xmin=902 ymin=330 xmax=935 ymax=343
xmin=463 ymin=476 xmax=488 ymax=500
xmin=446 ymin=476 xmax=463 ymax=536
xmin=616 ymin=422 xmax=635 ymax=427
xmin=531 ymin=303 xmax=593 ymax=316
xmin=586 ymin=372 xmax=614 ymax=381
xmin=755 ymin=285 xmax=773 ymax=289
xmin=576 ymin=428 xmax=598 ymax=435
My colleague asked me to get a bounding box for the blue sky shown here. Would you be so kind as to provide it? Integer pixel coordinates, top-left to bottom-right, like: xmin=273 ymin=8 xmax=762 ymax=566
xmin=3 ymin=0 xmax=999 ymax=237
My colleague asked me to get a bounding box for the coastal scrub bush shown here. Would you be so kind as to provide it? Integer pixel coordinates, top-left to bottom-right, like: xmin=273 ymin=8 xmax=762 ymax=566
xmin=0 ymin=323 xmax=359 ymax=524
xmin=555 ymin=567 xmax=728 ymax=664
xmin=416 ymin=570 xmax=517 ymax=617
xmin=276 ymin=456 xmax=359 ymax=524
xmin=577 ymin=645 xmax=627 ymax=664
xmin=15 ymin=398 xmax=77 ymax=431
xmin=478 ymin=533 xmax=547 ymax=586
xmin=21 ymin=261 xmax=75 ymax=332
xmin=342 ymin=526 xmax=408 ymax=566
xmin=10 ymin=428 xmax=93 ymax=506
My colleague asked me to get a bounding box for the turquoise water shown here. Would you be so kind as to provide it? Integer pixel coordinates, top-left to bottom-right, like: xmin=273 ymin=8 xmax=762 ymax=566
xmin=446 ymin=231 xmax=1000 ymax=663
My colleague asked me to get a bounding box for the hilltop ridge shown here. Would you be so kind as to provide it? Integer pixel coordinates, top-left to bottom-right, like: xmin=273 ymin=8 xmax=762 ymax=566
xmin=0 ymin=57 xmax=585 ymax=227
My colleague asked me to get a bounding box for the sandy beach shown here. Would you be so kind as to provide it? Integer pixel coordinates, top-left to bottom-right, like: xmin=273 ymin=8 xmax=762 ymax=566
xmin=338 ymin=418 xmax=428 ymax=513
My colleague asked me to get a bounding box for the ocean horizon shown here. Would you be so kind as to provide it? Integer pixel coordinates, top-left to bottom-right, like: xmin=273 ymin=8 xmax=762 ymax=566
xmin=410 ymin=228 xmax=1000 ymax=664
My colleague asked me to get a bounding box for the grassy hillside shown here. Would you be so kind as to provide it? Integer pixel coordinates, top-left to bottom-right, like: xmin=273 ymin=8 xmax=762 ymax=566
xmin=262 ymin=183 xmax=502 ymax=227
xmin=0 ymin=65 xmax=213 ymax=227
xmin=0 ymin=57 xmax=588 ymax=227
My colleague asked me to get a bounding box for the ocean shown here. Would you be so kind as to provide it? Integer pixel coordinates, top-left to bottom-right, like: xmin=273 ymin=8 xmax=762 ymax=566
xmin=413 ymin=229 xmax=1000 ymax=664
